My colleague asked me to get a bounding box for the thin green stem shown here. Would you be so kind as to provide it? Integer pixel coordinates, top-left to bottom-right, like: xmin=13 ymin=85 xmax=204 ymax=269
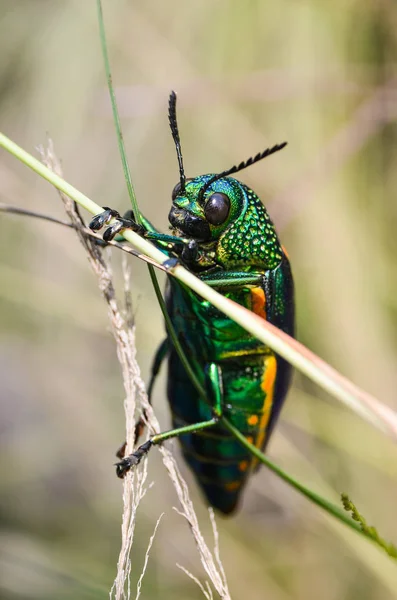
xmin=147 ymin=265 xmax=206 ymax=400
xmin=96 ymin=0 xmax=140 ymax=224
xmin=97 ymin=0 xmax=209 ymax=429
xmin=152 ymin=418 xmax=218 ymax=444
xmin=97 ymin=6 xmax=184 ymax=435
xmin=221 ymin=417 xmax=365 ymax=537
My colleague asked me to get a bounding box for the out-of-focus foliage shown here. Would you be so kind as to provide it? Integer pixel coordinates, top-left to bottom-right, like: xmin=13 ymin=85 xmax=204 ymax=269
xmin=0 ymin=1 xmax=396 ymax=598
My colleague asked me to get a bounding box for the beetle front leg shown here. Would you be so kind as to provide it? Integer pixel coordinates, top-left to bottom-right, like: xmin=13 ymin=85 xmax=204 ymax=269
xmin=89 ymin=207 xmax=145 ymax=241
xmin=88 ymin=207 xmax=192 ymax=254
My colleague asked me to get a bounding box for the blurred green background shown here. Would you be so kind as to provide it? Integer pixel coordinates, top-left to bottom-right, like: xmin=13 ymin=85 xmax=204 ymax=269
xmin=1 ymin=1 xmax=397 ymax=598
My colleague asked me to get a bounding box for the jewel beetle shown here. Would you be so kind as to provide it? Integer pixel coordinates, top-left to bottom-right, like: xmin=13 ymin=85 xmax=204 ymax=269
xmin=90 ymin=92 xmax=295 ymax=514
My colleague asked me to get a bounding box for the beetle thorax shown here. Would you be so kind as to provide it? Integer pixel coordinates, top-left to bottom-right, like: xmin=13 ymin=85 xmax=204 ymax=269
xmin=216 ymin=186 xmax=283 ymax=270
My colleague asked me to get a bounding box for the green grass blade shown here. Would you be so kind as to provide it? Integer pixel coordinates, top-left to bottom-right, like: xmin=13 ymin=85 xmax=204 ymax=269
xmin=147 ymin=265 xmax=206 ymax=400
xmin=96 ymin=3 xmax=189 ymax=435
xmin=96 ymin=0 xmax=140 ymax=224
xmin=221 ymin=418 xmax=361 ymax=532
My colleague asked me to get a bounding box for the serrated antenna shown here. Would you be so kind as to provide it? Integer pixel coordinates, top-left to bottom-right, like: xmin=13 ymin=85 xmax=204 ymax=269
xmin=198 ymin=142 xmax=287 ymax=202
xmin=168 ymin=91 xmax=186 ymax=193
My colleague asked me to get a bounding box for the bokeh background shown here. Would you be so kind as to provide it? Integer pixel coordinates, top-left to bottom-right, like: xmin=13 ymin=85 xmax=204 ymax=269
xmin=1 ymin=1 xmax=397 ymax=598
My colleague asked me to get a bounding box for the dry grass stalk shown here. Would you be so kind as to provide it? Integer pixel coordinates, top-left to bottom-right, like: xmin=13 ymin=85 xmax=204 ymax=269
xmin=135 ymin=513 xmax=164 ymax=600
xmin=39 ymin=140 xmax=231 ymax=600
xmin=38 ymin=140 xmax=149 ymax=599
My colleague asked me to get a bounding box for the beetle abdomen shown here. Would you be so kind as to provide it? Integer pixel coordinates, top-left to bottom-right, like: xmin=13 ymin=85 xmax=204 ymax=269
xmin=168 ymin=350 xmax=281 ymax=514
xmin=165 ymin=253 xmax=294 ymax=513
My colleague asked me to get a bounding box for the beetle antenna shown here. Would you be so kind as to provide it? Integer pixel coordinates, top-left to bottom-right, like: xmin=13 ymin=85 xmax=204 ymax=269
xmin=198 ymin=142 xmax=287 ymax=202
xmin=168 ymin=91 xmax=186 ymax=193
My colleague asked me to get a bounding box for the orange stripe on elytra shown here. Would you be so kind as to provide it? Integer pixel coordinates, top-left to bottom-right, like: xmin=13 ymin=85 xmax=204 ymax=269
xmin=282 ymin=245 xmax=289 ymax=259
xmin=250 ymin=287 xmax=267 ymax=320
xmin=251 ymin=354 xmax=277 ymax=464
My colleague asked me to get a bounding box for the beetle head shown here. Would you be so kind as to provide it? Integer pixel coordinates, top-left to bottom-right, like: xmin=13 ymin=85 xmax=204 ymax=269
xmin=167 ymin=91 xmax=287 ymax=248
xmin=169 ymin=175 xmax=245 ymax=241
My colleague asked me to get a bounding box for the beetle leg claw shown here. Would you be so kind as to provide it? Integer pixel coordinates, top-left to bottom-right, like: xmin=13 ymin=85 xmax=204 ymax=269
xmin=102 ymin=220 xmax=124 ymax=241
xmin=89 ymin=207 xmax=146 ymax=241
xmin=103 ymin=217 xmax=145 ymax=241
xmin=115 ymin=439 xmax=153 ymax=478
xmin=89 ymin=207 xmax=120 ymax=231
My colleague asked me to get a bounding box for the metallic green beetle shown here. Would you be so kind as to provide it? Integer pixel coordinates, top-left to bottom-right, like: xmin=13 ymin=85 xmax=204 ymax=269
xmin=90 ymin=92 xmax=295 ymax=514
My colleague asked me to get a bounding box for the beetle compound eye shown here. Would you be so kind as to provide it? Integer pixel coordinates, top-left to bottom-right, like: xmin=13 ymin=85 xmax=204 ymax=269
xmin=204 ymin=192 xmax=230 ymax=225
xmin=172 ymin=181 xmax=182 ymax=200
